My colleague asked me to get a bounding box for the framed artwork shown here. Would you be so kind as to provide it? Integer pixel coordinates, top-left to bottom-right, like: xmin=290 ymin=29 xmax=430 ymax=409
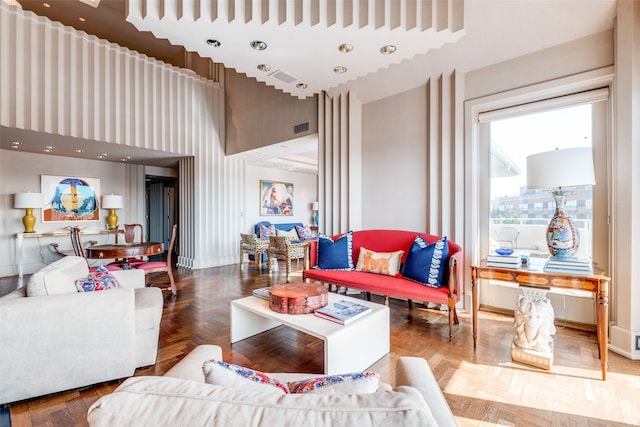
xmin=41 ymin=175 xmax=101 ymax=222
xmin=260 ymin=180 xmax=293 ymax=216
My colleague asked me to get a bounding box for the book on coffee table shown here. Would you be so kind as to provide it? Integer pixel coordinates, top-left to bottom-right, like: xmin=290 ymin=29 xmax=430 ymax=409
xmin=314 ymin=300 xmax=372 ymax=325
xmin=252 ymin=286 xmax=272 ymax=301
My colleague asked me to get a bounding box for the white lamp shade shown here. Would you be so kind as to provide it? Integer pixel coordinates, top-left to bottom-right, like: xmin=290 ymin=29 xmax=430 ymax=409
xmin=527 ymin=147 xmax=595 ymax=189
xmin=101 ymin=194 xmax=124 ymax=209
xmin=312 ymin=201 xmax=319 ymax=211
xmin=14 ymin=192 xmax=42 ymax=209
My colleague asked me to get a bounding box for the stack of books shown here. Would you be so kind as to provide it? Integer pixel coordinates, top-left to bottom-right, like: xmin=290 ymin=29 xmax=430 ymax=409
xmin=313 ymin=300 xmax=371 ymax=325
xmin=486 ymin=254 xmax=521 ymax=269
xmin=252 ymin=286 xmax=272 ymax=301
xmin=544 ymin=257 xmax=593 ymax=273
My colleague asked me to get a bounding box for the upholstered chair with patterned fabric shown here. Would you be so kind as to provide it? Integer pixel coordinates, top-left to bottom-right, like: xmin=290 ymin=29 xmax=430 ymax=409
xmin=267 ymin=235 xmax=307 ymax=282
xmin=240 ymin=233 xmax=269 ymax=269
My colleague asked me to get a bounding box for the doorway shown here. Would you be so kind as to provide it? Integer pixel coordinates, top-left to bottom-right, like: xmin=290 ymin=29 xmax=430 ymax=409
xmin=145 ymin=175 xmax=178 ymax=263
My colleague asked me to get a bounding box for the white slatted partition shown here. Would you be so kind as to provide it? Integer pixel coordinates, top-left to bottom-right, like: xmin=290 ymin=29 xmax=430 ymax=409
xmin=317 ymin=91 xmax=362 ymax=236
xmin=425 ymin=71 xmax=464 ymax=241
xmin=318 ymin=74 xmax=463 ymax=246
xmin=0 ymin=2 xmax=244 ymax=270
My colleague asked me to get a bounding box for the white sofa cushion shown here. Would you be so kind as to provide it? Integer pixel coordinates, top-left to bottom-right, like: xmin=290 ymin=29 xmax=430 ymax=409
xmin=27 ymin=256 xmax=89 ymax=297
xmin=87 ymin=376 xmax=437 ymax=427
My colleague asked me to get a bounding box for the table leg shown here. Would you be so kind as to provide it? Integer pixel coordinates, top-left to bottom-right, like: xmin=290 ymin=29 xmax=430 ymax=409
xmin=471 ymin=267 xmax=478 ymax=349
xmin=16 ymin=234 xmax=24 ymax=279
xmin=230 ymin=301 xmax=281 ymax=343
xmin=323 ymin=308 xmax=390 ymax=375
xmin=304 ymin=243 xmax=310 ymax=270
xmin=596 ymin=279 xmax=609 ymax=380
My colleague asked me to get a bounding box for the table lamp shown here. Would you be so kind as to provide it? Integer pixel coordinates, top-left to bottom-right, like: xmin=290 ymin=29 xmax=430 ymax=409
xmin=14 ymin=192 xmax=43 ymax=233
xmin=526 ymin=147 xmax=595 ymax=258
xmin=101 ymin=194 xmax=124 ymax=230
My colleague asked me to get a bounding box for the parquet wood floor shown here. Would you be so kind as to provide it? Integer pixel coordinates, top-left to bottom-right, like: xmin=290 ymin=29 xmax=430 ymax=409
xmin=1 ymin=262 xmax=639 ymax=426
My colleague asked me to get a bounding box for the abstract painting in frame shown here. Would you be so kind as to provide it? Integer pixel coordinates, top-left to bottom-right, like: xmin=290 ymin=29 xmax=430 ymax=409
xmin=260 ymin=180 xmax=293 ymax=216
xmin=41 ymin=175 xmax=101 ymax=222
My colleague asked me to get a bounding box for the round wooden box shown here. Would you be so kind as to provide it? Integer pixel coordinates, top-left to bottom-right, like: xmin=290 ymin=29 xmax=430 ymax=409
xmin=269 ymin=283 xmax=329 ymax=314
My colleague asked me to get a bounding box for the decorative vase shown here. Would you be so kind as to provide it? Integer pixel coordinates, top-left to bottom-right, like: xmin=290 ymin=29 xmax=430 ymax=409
xmin=546 ymin=189 xmax=579 ymax=258
xmin=22 ymin=208 xmax=36 ymax=233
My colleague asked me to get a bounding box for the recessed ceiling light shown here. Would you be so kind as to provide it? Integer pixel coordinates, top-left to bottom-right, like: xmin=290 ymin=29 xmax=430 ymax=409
xmin=43 ymin=3 xmax=51 ymax=8
xmin=296 ymin=83 xmax=307 ymax=89
xmin=338 ymin=43 xmax=353 ymax=53
xmin=250 ymin=40 xmax=267 ymax=51
xmin=206 ymin=39 xmax=221 ymax=47
xmin=333 ymin=66 xmax=347 ymax=74
xmin=257 ymin=64 xmax=271 ymax=72
xmin=79 ymin=17 xmax=86 ymax=22
xmin=380 ymin=45 xmax=397 ymax=55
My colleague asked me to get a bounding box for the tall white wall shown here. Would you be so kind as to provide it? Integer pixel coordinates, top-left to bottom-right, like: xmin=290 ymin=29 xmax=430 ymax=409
xmin=0 ymin=2 xmax=243 ymax=273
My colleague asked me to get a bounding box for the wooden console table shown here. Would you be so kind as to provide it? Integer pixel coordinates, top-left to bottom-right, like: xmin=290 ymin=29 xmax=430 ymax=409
xmin=470 ymin=261 xmax=611 ymax=380
xmin=15 ymin=229 xmax=120 ymax=278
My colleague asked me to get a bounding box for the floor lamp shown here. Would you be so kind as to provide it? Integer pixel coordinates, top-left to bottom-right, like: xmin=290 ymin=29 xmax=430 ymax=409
xmin=526 ymin=147 xmax=595 ymax=259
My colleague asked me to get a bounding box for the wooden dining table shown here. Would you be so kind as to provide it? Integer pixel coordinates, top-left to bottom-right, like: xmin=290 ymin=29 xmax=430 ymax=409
xmin=85 ymin=242 xmax=164 ymax=269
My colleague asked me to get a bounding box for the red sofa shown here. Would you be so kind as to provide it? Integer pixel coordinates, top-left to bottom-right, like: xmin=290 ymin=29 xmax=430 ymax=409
xmin=303 ymin=230 xmax=462 ymax=338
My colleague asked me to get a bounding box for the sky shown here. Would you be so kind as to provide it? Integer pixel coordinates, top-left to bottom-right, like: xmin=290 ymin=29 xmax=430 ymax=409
xmin=490 ymin=104 xmax=592 ymax=197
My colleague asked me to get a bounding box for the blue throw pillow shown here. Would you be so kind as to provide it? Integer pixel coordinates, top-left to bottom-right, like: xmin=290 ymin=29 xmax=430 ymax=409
xmin=401 ymin=236 xmax=449 ymax=288
xmin=316 ymin=231 xmax=354 ymax=270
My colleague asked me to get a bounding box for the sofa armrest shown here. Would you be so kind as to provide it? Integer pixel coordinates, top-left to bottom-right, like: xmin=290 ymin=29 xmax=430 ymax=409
xmin=163 ymin=344 xmax=223 ymax=383
xmin=447 ymin=249 xmax=462 ymax=299
xmin=111 ymin=269 xmax=146 ymax=289
xmin=396 ymin=357 xmax=457 ymax=427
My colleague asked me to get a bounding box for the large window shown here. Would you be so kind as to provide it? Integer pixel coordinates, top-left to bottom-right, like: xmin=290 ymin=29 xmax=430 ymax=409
xmin=489 ymin=104 xmax=594 ymax=259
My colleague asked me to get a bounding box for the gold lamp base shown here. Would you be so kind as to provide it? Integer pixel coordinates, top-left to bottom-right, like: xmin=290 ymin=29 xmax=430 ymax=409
xmin=22 ymin=208 xmax=36 ymax=233
xmin=106 ymin=208 xmax=119 ymax=230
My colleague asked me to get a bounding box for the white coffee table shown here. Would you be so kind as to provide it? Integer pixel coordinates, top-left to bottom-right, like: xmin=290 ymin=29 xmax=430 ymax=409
xmin=231 ymin=292 xmax=390 ymax=375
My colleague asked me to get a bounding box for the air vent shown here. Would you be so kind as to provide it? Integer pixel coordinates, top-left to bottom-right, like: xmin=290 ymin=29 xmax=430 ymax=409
xmin=269 ymin=70 xmax=297 ymax=84
xmin=294 ymin=122 xmax=310 ymax=134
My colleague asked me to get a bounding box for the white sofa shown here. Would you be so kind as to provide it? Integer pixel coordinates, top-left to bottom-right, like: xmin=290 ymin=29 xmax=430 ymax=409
xmin=87 ymin=344 xmax=458 ymax=426
xmin=0 ymin=256 xmax=163 ymax=404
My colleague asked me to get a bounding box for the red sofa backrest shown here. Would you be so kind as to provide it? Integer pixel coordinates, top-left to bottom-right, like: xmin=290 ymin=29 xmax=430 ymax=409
xmin=309 ymin=229 xmax=461 ymax=266
xmin=349 ymin=229 xmax=460 ymax=264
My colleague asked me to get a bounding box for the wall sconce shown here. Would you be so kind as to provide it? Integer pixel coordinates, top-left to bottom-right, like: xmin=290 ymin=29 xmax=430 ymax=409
xmin=14 ymin=192 xmax=43 ymax=233
xmin=101 ymin=194 xmax=124 ymax=230
xmin=526 ymin=147 xmax=595 ymax=258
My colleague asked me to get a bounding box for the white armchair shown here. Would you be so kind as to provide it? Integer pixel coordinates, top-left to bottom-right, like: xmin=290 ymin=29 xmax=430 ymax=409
xmin=0 ymin=256 xmax=163 ymax=404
